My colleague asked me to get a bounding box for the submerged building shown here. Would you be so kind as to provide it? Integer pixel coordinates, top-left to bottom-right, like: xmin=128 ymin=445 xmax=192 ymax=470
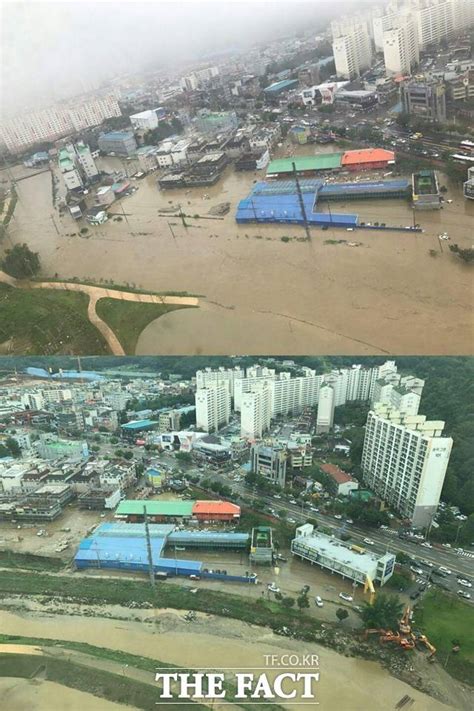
xmin=412 ymin=169 xmax=441 ymax=209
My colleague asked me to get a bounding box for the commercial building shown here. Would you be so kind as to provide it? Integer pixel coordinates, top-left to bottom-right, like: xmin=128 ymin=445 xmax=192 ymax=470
xmin=58 ymin=146 xmax=83 ymax=190
xmin=267 ymin=154 xmax=343 ymax=178
xmin=463 ymin=166 xmax=474 ymax=200
xmin=401 ymin=78 xmax=447 ymax=123
xmin=129 ymin=107 xmax=166 ymax=132
xmin=340 ymin=148 xmax=395 ymax=172
xmin=115 ymin=499 xmax=240 ymax=524
xmin=361 ymin=403 xmax=453 ymax=528
xmin=263 ymin=79 xmax=299 ymax=96
xmin=0 ymin=94 xmax=121 ymax=153
xmin=78 ymin=487 xmax=121 ymax=510
xmin=320 ymin=463 xmax=359 ymax=496
xmin=250 ymin=444 xmax=287 ymax=487
xmin=98 ymin=130 xmax=137 ymax=156
xmin=249 ymin=526 xmax=274 ymax=565
xmin=194 ymin=110 xmax=238 ymax=135
xmin=192 ymin=501 xmax=241 ymax=522
xmin=412 ymin=169 xmax=441 ymax=209
xmin=36 ymin=436 xmax=89 ymax=460
xmin=291 ymin=524 xmax=395 ymax=586
xmin=316 ymin=385 xmax=335 ymax=434
xmin=158 ymin=410 xmax=181 ymax=432
xmin=195 ymin=383 xmax=231 ymax=433
xmin=334 ymin=89 xmax=379 ymax=109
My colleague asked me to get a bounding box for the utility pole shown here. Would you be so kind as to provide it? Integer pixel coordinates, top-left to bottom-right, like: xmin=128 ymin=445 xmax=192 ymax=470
xmin=292 ymin=162 xmax=311 ymax=242
xmin=144 ymin=505 xmax=155 ymax=589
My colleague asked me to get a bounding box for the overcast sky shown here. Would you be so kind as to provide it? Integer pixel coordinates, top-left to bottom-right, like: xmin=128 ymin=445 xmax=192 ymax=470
xmin=0 ymin=0 xmax=370 ymax=115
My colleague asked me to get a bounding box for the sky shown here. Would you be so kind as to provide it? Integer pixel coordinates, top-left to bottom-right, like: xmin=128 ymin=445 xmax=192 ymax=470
xmin=0 ymin=0 xmax=370 ymax=116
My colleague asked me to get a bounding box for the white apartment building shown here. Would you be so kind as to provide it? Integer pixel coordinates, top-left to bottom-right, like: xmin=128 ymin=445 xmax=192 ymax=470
xmin=74 ymin=141 xmax=99 ymax=179
xmin=195 ymin=384 xmax=231 ymax=433
xmin=21 ymin=392 xmax=45 ymax=410
xmin=361 ymin=403 xmax=453 ymax=528
xmin=196 ymin=367 xmax=245 ymax=398
xmin=316 ymin=385 xmax=335 ymax=434
xmin=383 ymin=15 xmax=420 ymax=75
xmin=332 ymin=18 xmax=373 ymax=79
xmin=240 ymin=381 xmax=272 ymax=439
xmin=58 ymin=145 xmax=83 ymax=190
xmin=0 ymin=95 xmax=121 ymax=153
xmin=371 ymin=374 xmax=425 ymax=416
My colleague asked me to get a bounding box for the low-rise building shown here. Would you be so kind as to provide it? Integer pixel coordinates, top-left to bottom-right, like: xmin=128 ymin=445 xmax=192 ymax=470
xmin=98 ymin=131 xmax=137 ymax=156
xmin=250 ymin=444 xmax=287 ymax=487
xmin=291 ymin=524 xmax=395 ymax=586
xmin=320 ymin=462 xmax=359 ymax=496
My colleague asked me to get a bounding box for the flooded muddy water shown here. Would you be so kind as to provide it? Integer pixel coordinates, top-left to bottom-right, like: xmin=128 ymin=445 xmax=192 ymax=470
xmin=3 ymin=147 xmax=473 ymax=354
xmin=0 ymin=677 xmax=134 ymax=711
xmin=0 ymin=608 xmax=457 ymax=711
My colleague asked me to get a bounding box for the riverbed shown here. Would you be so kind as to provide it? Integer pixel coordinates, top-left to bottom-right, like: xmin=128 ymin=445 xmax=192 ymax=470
xmin=0 ymin=605 xmax=467 ymax=711
xmin=3 ymin=146 xmax=473 ymax=355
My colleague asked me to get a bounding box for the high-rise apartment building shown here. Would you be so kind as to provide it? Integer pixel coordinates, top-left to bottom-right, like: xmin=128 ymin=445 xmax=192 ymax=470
xmin=383 ymin=15 xmax=420 ymax=75
xmin=316 ymin=385 xmax=335 ymax=434
xmin=195 ymin=384 xmax=230 ymax=433
xmin=332 ymin=17 xmax=373 ymax=79
xmin=240 ymin=381 xmax=272 ymax=439
xmin=196 ymin=366 xmax=245 ymax=398
xmin=0 ymin=95 xmax=121 ymax=153
xmin=74 ymin=141 xmax=99 ymax=179
xmin=361 ymin=403 xmax=453 ymax=527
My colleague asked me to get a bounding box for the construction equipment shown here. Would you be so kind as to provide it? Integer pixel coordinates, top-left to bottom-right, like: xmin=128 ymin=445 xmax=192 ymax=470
xmin=364 ymin=575 xmax=376 ymax=605
xmin=415 ymin=634 xmax=436 ymax=660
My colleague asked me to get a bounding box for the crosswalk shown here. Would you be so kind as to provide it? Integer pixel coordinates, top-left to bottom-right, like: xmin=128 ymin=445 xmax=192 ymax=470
xmin=457 ymin=551 xmax=474 ymax=559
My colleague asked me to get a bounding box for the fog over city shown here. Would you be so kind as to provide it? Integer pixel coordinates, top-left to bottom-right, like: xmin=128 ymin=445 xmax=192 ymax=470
xmin=1 ymin=0 xmax=367 ymax=115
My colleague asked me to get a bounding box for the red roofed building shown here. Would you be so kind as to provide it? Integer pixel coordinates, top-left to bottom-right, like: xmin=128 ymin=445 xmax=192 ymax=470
xmin=192 ymin=500 xmax=241 ymax=522
xmin=341 ymin=148 xmax=395 ymax=172
xmin=320 ymin=463 xmax=359 ymax=496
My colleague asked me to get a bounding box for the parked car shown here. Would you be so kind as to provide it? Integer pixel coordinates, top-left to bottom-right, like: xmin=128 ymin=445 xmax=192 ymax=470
xmin=267 ymin=583 xmax=280 ymax=594
xmin=457 ymin=578 xmax=472 ymax=588
xmin=439 ymin=567 xmax=452 ymax=575
xmin=410 ymin=566 xmax=423 ymax=575
xmin=334 ymin=514 xmax=343 ymax=520
xmin=420 ymin=541 xmax=432 ymax=548
xmin=363 ymin=538 xmax=375 ymax=546
xmin=339 ymin=592 xmax=353 ymax=602
xmin=315 ymin=596 xmax=324 ymax=608
xmin=457 ymin=590 xmax=471 ymax=600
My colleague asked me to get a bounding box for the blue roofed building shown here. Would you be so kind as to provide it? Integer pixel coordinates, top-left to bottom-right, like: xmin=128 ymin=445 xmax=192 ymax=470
xmin=98 ymin=130 xmax=137 ymax=156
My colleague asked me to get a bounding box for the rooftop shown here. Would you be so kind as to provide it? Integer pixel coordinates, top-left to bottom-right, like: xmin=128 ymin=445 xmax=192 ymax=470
xmin=115 ymin=499 xmax=195 ymax=517
xmin=192 ymin=500 xmax=240 ymax=516
xmin=294 ymin=530 xmax=390 ymax=575
xmin=267 ymin=154 xmax=343 ymax=174
xmin=320 ymin=462 xmax=354 ymax=484
xmin=341 ymin=148 xmax=395 ymax=166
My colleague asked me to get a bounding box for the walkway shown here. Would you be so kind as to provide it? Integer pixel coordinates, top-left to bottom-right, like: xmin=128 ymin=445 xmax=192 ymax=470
xmin=0 ymin=271 xmax=199 ymax=355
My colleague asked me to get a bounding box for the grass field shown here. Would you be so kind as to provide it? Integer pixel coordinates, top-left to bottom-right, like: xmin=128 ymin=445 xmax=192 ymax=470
xmin=416 ymin=589 xmax=474 ymax=685
xmin=0 ymin=284 xmax=108 ymax=354
xmin=96 ymin=298 xmax=195 ymax=354
xmin=0 ymin=550 xmax=65 ymax=572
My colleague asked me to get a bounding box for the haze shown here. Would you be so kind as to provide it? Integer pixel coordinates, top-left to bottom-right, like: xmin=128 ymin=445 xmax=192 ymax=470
xmin=1 ymin=0 xmax=369 ymax=116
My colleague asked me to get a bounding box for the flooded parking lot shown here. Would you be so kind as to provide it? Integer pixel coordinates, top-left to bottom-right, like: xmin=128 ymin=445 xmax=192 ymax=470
xmin=3 ymin=146 xmax=472 ymax=355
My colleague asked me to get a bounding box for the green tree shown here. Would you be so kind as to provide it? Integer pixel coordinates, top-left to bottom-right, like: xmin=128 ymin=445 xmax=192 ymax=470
xmin=5 ymin=437 xmax=21 ymax=457
xmin=360 ymin=594 xmax=404 ymax=631
xmin=297 ymin=594 xmax=310 ymax=610
xmin=122 ymin=450 xmax=134 ymax=460
xmin=281 ymin=596 xmax=295 ymax=609
xmin=336 ymin=608 xmax=349 ymax=623
xmin=176 ymin=451 xmax=192 ymax=463
xmin=1 ymin=243 xmax=41 ymax=278
xmin=449 ymin=244 xmax=474 ymax=263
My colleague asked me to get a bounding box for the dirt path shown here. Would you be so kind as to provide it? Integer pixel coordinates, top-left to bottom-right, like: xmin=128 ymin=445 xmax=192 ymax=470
xmin=0 ymin=270 xmax=200 ymax=355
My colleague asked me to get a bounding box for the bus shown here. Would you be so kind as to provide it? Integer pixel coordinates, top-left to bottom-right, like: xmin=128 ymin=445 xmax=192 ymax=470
xmin=450 ymin=153 xmax=474 ymax=164
xmin=459 ymin=140 xmax=474 ymax=155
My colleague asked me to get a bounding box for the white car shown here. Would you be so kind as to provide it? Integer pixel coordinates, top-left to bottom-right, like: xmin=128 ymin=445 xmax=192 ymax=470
xmin=339 ymin=592 xmax=353 ymax=602
xmin=267 ymin=583 xmax=280 ymax=594
xmin=439 ymin=567 xmax=452 ymax=575
xmin=410 ymin=566 xmax=423 ymax=575
xmin=420 ymin=541 xmax=432 ymax=548
xmin=287 ymin=518 xmax=296 ymax=524
xmin=457 ymin=578 xmax=472 ymax=588
xmin=457 ymin=590 xmax=471 ymax=600
xmin=315 ymin=596 xmax=324 ymax=608
xmin=273 ymin=494 xmax=282 ymax=499
xmin=363 ymin=538 xmax=375 ymax=546
xmin=438 ymin=233 xmax=449 ymax=240
xmin=334 ymin=514 xmax=342 ymax=520
xmin=345 ymin=518 xmax=354 ymax=524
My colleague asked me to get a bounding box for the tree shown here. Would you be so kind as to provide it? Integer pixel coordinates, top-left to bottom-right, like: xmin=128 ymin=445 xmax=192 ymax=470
xmin=176 ymin=451 xmax=192 ymax=463
xmin=297 ymin=594 xmax=310 ymax=610
xmin=1 ymin=243 xmax=40 ymax=278
xmin=4 ymin=437 xmax=21 ymax=457
xmin=449 ymin=244 xmax=474 ymax=263
xmin=122 ymin=451 xmax=134 ymax=460
xmin=281 ymin=596 xmax=295 ymax=609
xmin=336 ymin=608 xmax=349 ymax=623
xmin=360 ymin=594 xmax=404 ymax=631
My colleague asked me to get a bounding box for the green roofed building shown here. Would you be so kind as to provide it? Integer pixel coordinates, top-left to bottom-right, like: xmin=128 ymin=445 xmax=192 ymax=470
xmin=267 ymin=153 xmax=343 ymax=178
xmin=115 ymin=499 xmax=195 ymax=522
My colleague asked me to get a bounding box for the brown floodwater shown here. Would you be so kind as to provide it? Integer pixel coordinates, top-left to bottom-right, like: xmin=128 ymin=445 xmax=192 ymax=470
xmin=0 ymin=608 xmax=458 ymax=711
xmin=3 ymin=146 xmax=473 ymax=355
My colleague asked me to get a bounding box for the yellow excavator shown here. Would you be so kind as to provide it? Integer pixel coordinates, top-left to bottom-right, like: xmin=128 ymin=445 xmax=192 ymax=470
xmin=364 ymin=605 xmax=436 ymax=660
xmin=364 ymin=575 xmax=376 ymax=605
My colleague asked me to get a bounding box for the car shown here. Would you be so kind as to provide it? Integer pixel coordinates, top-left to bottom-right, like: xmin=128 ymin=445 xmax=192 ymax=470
xmin=457 ymin=590 xmax=471 ymax=600
xmin=363 ymin=538 xmax=375 ymax=546
xmin=410 ymin=566 xmax=423 ymax=575
xmin=421 ymin=560 xmax=434 ymax=568
xmin=438 ymin=233 xmax=449 ymax=240
xmin=287 ymin=517 xmax=296 ymax=524
xmin=267 ymin=583 xmax=280 ymax=594
xmin=441 ymin=543 xmax=452 ymax=549
xmin=420 ymin=541 xmax=432 ymax=548
xmin=334 ymin=514 xmax=343 ymax=520
xmin=457 ymin=578 xmax=472 ymax=588
xmin=273 ymin=494 xmax=282 ymax=499
xmin=346 ymin=227 xmax=354 ymax=232
xmin=345 ymin=518 xmax=353 ymax=524
xmin=315 ymin=596 xmax=324 ymax=608
xmin=439 ymin=567 xmax=452 ymax=575
xmin=289 ymin=499 xmax=297 ymax=504
xmin=339 ymin=592 xmax=353 ymax=602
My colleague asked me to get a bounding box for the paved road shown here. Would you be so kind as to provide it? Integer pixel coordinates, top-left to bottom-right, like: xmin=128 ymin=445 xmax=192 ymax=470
xmin=0 ymin=270 xmax=199 ymax=355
